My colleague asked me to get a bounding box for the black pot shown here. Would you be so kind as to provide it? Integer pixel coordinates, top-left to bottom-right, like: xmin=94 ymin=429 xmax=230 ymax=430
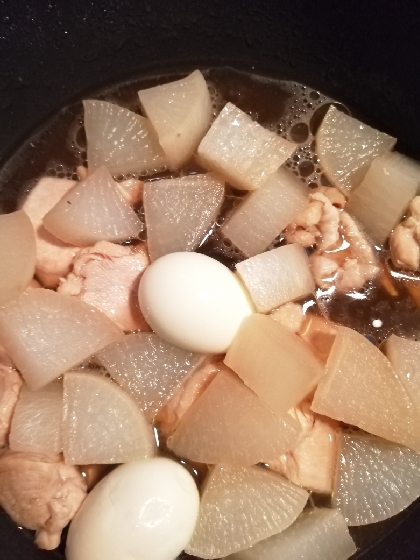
xmin=1 ymin=1 xmax=420 ymax=558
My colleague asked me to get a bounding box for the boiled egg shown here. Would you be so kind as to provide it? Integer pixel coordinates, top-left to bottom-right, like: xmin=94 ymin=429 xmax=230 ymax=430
xmin=138 ymin=252 xmax=255 ymax=353
xmin=66 ymin=458 xmax=199 ymax=560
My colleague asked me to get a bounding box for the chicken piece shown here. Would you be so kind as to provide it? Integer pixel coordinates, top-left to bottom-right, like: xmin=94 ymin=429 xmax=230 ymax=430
xmin=309 ymin=253 xmax=339 ymax=289
xmin=0 ymin=346 xmax=14 ymax=368
xmin=390 ymin=197 xmax=420 ymax=271
xmin=312 ymin=186 xmax=346 ymax=209
xmin=76 ymin=166 xmax=143 ymax=205
xmin=336 ymin=259 xmax=381 ymax=292
xmin=0 ymin=365 xmax=23 ymax=446
xmin=267 ymin=400 xmax=339 ymax=494
xmin=156 ymin=362 xmax=221 ymax=438
xmin=299 ymin=314 xmax=337 ymax=362
xmin=58 ymin=241 xmax=150 ymax=331
xmin=270 ymin=302 xmax=304 ymax=333
xmin=0 ymin=450 xmax=87 ymax=549
xmin=339 ymin=211 xmax=377 ymax=265
xmin=21 ymin=177 xmax=81 ymax=287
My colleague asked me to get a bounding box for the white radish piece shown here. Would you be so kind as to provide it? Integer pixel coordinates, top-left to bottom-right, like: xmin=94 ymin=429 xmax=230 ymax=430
xmin=0 ymin=365 xmax=23 ymax=446
xmin=83 ymin=100 xmax=167 ymax=175
xmin=333 ymin=432 xmax=420 ymax=525
xmin=236 ymin=244 xmax=315 ymax=313
xmin=63 ymin=371 xmax=155 ymax=464
xmin=227 ymin=508 xmax=356 ymax=560
xmin=311 ymin=326 xmax=420 ymax=451
xmin=0 ymin=289 xmax=123 ymax=390
xmin=96 ymin=332 xmax=205 ymax=420
xmin=346 ymin=152 xmax=420 ymax=245
xmin=224 ymin=314 xmax=325 ymax=415
xmin=138 ymin=70 xmax=211 ymax=168
xmin=143 ymin=173 xmax=224 ymax=261
xmin=316 ymin=105 xmax=396 ymax=194
xmin=9 ymin=380 xmax=62 ymax=454
xmin=198 ymin=103 xmax=296 ymax=191
xmin=383 ymin=334 xmax=420 ymax=411
xmin=43 ymin=166 xmax=142 ymax=246
xmin=167 ymin=368 xmax=300 ymax=466
xmin=185 ymin=465 xmax=308 ymax=559
xmin=221 ymin=167 xmax=309 ymax=256
xmin=0 ymin=210 xmax=36 ymax=304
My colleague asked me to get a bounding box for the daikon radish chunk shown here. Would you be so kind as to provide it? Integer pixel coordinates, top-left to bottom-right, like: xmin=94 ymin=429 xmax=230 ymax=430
xmin=83 ymin=100 xmax=167 ymax=175
xmin=383 ymin=334 xmax=420 ymax=411
xmin=346 ymin=152 xmax=420 ymax=245
xmin=0 ymin=290 xmax=123 ymax=390
xmin=96 ymin=332 xmax=205 ymax=420
xmin=227 ymin=508 xmax=356 ymax=560
xmin=236 ymin=244 xmax=315 ymax=313
xmin=9 ymin=380 xmax=62 ymax=454
xmin=143 ymin=173 xmax=224 ymax=261
xmin=138 ymin=70 xmax=211 ymax=168
xmin=224 ymin=314 xmax=324 ymax=415
xmin=316 ymin=105 xmax=396 ymax=194
xmin=167 ymin=369 xmax=300 ymax=466
xmin=333 ymin=432 xmax=420 ymax=525
xmin=43 ymin=166 xmax=142 ymax=246
xmin=198 ymin=103 xmax=296 ymax=191
xmin=63 ymin=371 xmax=155 ymax=465
xmin=312 ymin=326 xmax=420 ymax=451
xmin=221 ymin=167 xmax=309 ymax=256
xmin=0 ymin=210 xmax=36 ymax=304
xmin=185 ymin=465 xmax=308 ymax=559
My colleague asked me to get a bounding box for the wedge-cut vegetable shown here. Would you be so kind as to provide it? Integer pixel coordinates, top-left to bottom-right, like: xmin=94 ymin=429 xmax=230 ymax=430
xmin=383 ymin=334 xmax=420 ymax=410
xmin=221 ymin=167 xmax=309 ymax=256
xmin=333 ymin=432 xmax=420 ymax=525
xmin=138 ymin=70 xmax=211 ymax=168
xmin=224 ymin=314 xmax=324 ymax=415
xmin=227 ymin=508 xmax=356 ymax=560
xmin=198 ymin=103 xmax=296 ymax=191
xmin=167 ymin=369 xmax=300 ymax=466
xmin=84 ymin=100 xmax=167 ymax=175
xmin=316 ymin=105 xmax=396 ymax=194
xmin=0 ymin=290 xmax=123 ymax=390
xmin=0 ymin=210 xmax=36 ymax=304
xmin=63 ymin=371 xmax=155 ymax=464
xmin=43 ymin=166 xmax=142 ymax=246
xmin=185 ymin=465 xmax=308 ymax=559
xmin=96 ymin=332 xmax=205 ymax=420
xmin=312 ymin=326 xmax=420 ymax=451
xmin=236 ymin=244 xmax=315 ymax=313
xmin=143 ymin=173 xmax=224 ymax=261
xmin=346 ymin=152 xmax=420 ymax=245
xmin=9 ymin=380 xmax=62 ymax=454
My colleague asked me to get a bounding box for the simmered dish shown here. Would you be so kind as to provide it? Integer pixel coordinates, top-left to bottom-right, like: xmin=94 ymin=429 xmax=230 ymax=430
xmin=1 ymin=68 xmax=420 ymax=560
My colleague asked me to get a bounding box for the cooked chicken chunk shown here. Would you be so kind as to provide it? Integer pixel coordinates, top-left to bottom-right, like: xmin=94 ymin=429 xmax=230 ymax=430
xmin=0 ymin=365 xmax=23 ymax=446
xmin=390 ymin=196 xmax=420 ymax=271
xmin=0 ymin=450 xmax=87 ymax=549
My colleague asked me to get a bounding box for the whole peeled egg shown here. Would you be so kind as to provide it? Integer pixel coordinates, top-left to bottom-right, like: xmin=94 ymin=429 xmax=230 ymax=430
xmin=138 ymin=252 xmax=255 ymax=353
xmin=66 ymin=458 xmax=199 ymax=560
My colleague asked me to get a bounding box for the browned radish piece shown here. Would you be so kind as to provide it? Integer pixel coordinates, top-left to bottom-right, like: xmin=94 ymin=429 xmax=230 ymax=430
xmin=167 ymin=368 xmax=300 ymax=466
xmin=138 ymin=70 xmax=211 ymax=169
xmin=316 ymin=105 xmax=396 ymax=194
xmin=96 ymin=332 xmax=205 ymax=420
xmin=117 ymin=178 xmax=144 ymax=205
xmin=0 ymin=289 xmax=123 ymax=390
xmin=270 ymin=303 xmax=304 ymax=333
xmin=227 ymin=508 xmax=356 ymax=560
xmin=0 ymin=365 xmax=23 ymax=446
xmin=236 ymin=244 xmax=314 ymax=313
xmin=383 ymin=334 xmax=420 ymax=410
xmin=185 ymin=465 xmax=308 ymax=559
xmin=63 ymin=371 xmax=155 ymax=465
xmin=198 ymin=103 xmax=296 ymax=191
xmin=58 ymin=241 xmax=150 ymax=332
xmin=221 ymin=168 xmax=308 ymax=257
xmin=312 ymin=326 xmax=420 ymax=451
xmin=83 ymin=100 xmax=167 ymax=175
xmin=9 ymin=380 xmax=62 ymax=454
xmin=268 ymin=400 xmax=340 ymax=494
xmin=346 ymin=152 xmax=420 ymax=245
xmin=43 ymin=166 xmax=142 ymax=246
xmin=299 ymin=314 xmax=337 ymax=363
xmin=224 ymin=314 xmax=325 ymax=416
xmin=0 ymin=450 xmax=87 ymax=550
xmin=143 ymin=173 xmax=224 ymax=261
xmin=21 ymin=177 xmax=80 ymax=287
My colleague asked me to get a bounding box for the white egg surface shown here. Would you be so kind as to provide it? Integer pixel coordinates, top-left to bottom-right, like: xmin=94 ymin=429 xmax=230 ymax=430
xmin=138 ymin=252 xmax=254 ymax=353
xmin=66 ymin=458 xmax=199 ymax=560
